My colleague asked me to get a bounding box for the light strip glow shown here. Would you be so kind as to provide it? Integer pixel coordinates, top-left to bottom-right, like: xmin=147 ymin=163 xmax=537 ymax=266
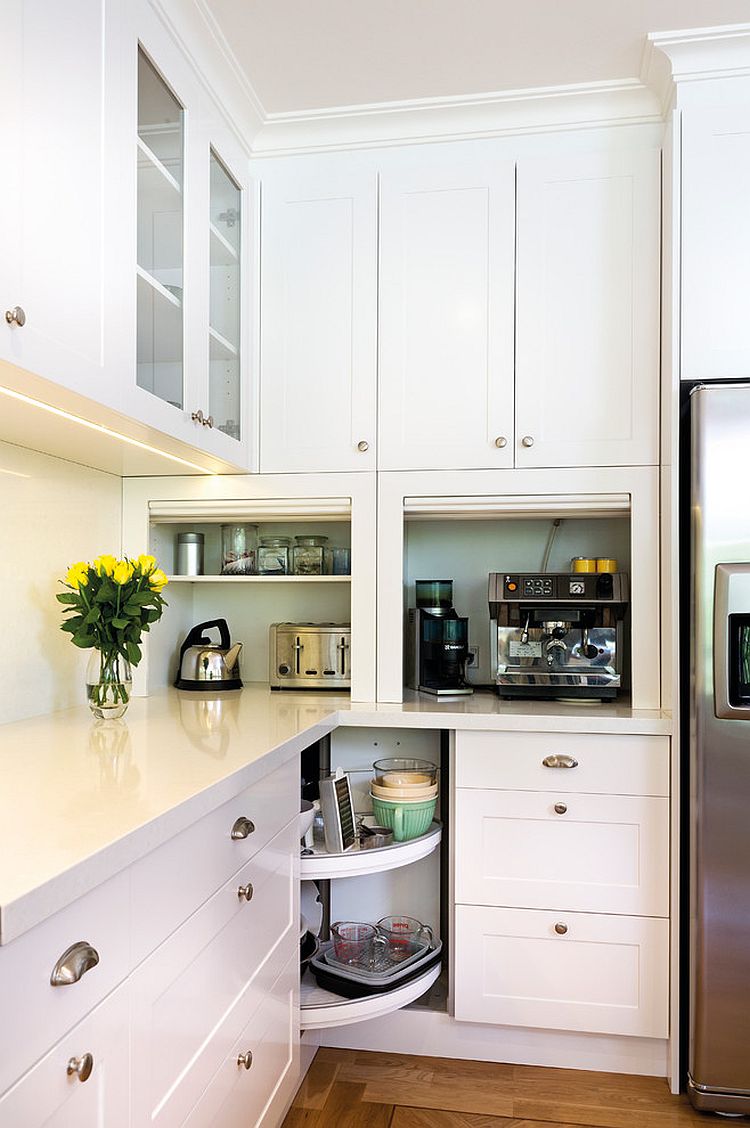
xmin=0 ymin=385 xmax=215 ymax=474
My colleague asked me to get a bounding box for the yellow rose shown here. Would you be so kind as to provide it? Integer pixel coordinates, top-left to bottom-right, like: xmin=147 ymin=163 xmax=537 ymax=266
xmin=149 ymin=568 xmax=168 ymax=592
xmin=66 ymin=562 xmax=89 ymax=589
xmin=93 ymin=553 xmax=117 ymax=576
xmin=113 ymin=559 xmax=134 ymax=585
xmin=136 ymin=554 xmax=156 ymax=575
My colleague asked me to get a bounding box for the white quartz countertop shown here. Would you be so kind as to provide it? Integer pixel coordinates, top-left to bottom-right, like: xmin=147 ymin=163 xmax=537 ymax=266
xmin=0 ymin=685 xmax=670 ymax=945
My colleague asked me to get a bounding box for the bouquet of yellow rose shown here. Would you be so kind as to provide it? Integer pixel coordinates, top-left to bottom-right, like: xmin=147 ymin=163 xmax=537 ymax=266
xmin=57 ymin=555 xmax=168 ymax=717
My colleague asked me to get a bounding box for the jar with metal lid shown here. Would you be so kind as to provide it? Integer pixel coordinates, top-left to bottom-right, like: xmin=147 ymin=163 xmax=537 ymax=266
xmin=292 ymin=535 xmax=333 ymax=576
xmin=221 ymin=524 xmax=258 ymax=575
xmin=257 ymin=536 xmax=291 ymax=575
xmin=176 ymin=532 xmax=204 ymax=576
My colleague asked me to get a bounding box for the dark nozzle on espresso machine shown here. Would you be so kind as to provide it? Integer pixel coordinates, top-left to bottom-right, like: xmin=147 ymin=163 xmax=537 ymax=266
xmin=407 ymin=580 xmax=473 ymax=696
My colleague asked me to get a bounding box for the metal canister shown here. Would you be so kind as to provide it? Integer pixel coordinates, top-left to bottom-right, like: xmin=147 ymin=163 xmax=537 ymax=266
xmin=596 ymin=558 xmax=618 ymax=573
xmin=571 ymin=557 xmax=596 ymax=573
xmin=176 ymin=532 xmax=204 ymax=576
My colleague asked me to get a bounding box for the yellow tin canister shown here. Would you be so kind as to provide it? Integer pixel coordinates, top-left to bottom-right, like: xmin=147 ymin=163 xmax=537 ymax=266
xmin=596 ymin=558 xmax=618 ymax=573
xmin=571 ymin=557 xmax=596 ymax=573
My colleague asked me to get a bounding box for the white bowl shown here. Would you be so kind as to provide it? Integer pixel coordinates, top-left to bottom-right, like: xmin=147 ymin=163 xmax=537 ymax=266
xmin=299 ymin=799 xmax=315 ymax=841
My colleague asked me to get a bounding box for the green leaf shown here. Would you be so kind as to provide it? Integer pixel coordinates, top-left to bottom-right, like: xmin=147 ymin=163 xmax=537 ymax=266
xmin=71 ymin=632 xmax=95 ymax=649
xmin=111 ymin=617 xmax=130 ymax=629
xmin=56 ymin=592 xmax=80 ymax=605
xmin=83 ymin=606 xmax=101 ymax=625
xmin=94 ymin=581 xmax=116 ymax=604
xmin=127 ymin=591 xmax=156 ymax=606
xmin=125 ymin=640 xmax=142 ymax=665
xmin=60 ymin=616 xmax=85 ymax=634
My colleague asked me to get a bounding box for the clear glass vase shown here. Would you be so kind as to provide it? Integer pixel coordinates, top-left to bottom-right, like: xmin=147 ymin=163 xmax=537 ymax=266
xmin=86 ymin=649 xmax=132 ymax=720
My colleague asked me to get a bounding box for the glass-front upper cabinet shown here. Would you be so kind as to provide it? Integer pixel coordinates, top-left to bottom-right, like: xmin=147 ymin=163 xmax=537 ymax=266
xmin=136 ymin=47 xmax=184 ymax=411
xmin=208 ymin=150 xmax=241 ymax=441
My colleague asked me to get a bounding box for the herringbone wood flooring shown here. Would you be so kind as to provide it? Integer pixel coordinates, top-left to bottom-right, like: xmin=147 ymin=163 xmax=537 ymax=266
xmin=282 ymin=1050 xmax=707 ymax=1127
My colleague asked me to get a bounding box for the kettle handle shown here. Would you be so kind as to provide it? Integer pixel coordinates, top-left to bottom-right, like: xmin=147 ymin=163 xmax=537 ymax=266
xmin=179 ymin=619 xmax=232 ymax=664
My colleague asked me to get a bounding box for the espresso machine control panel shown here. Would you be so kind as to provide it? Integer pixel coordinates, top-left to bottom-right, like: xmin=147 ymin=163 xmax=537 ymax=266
xmin=499 ymin=572 xmax=625 ymax=602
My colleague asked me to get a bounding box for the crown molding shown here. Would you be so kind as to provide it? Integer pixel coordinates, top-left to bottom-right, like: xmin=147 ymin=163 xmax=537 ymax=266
xmin=645 ymin=23 xmax=750 ymax=107
xmin=250 ymin=80 xmax=662 ymax=156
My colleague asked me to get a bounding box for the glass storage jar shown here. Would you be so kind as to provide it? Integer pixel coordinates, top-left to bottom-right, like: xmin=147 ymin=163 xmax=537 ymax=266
xmin=221 ymin=524 xmax=258 ymax=575
xmin=292 ymin=535 xmax=333 ymax=576
xmin=331 ymin=546 xmax=351 ymax=575
xmin=257 ymin=536 xmax=291 ymax=575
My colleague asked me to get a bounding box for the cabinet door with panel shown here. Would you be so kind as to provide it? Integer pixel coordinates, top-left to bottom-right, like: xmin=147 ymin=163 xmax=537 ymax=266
xmin=379 ymin=156 xmax=515 ymax=471
xmin=260 ymin=163 xmax=377 ymax=473
xmin=0 ymin=0 xmax=111 ymax=404
xmin=0 ymin=982 xmax=130 ymax=1128
xmin=515 ymin=149 xmax=660 ymax=468
xmin=681 ymin=103 xmax=750 ymax=381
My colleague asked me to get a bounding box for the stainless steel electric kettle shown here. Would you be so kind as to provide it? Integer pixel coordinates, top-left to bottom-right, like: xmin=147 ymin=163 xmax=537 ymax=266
xmin=175 ymin=619 xmax=243 ymax=691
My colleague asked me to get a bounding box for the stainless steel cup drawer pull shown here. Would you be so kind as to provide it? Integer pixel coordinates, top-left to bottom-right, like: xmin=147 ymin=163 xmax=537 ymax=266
xmin=50 ymin=941 xmax=100 ymax=986
xmin=542 ymin=754 xmax=579 ymax=769
xmin=67 ymin=1053 xmax=94 ymax=1082
xmin=553 ymin=803 xmax=568 ymax=815
xmin=554 ymin=922 xmax=568 ymax=936
xmin=231 ymin=816 xmax=255 ymax=840
xmin=237 ymin=1050 xmax=253 ymax=1070
xmin=237 ymin=883 xmax=254 ymax=902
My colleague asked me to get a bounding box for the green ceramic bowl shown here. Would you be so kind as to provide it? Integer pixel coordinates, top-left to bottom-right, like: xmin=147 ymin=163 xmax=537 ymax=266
xmin=370 ymin=793 xmax=437 ymax=842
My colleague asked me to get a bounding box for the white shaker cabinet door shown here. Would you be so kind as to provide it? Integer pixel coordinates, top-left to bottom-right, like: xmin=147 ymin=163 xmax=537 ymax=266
xmin=379 ymin=155 xmax=515 ymax=471
xmin=260 ymin=166 xmax=377 ymax=472
xmin=515 ymin=149 xmax=660 ymax=468
xmin=0 ymin=0 xmax=110 ymax=403
xmin=681 ymin=104 xmax=750 ymax=381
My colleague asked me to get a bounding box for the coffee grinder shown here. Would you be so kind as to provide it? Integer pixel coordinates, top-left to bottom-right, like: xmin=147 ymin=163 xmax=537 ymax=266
xmin=406 ymin=580 xmax=473 ymax=696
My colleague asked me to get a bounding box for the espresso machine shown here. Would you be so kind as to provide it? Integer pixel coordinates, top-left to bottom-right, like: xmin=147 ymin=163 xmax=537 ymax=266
xmin=488 ymin=571 xmax=629 ymax=699
xmin=406 ymin=580 xmax=473 ymax=696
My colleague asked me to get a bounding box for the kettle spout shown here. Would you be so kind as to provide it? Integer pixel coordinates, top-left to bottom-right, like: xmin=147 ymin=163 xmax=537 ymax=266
xmin=225 ymin=642 xmax=243 ymax=672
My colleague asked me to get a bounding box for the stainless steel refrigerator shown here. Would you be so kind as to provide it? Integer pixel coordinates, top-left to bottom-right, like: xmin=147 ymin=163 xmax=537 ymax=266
xmin=688 ymin=382 xmax=750 ymax=1114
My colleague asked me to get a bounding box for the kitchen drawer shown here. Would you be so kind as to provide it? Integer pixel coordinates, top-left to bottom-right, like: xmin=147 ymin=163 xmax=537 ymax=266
xmin=0 ymin=869 xmax=130 ymax=1097
xmin=184 ymin=953 xmax=299 ymax=1128
xmin=131 ymin=818 xmax=297 ymax=1128
xmin=131 ymin=753 xmax=298 ymax=963
xmin=455 ymin=789 xmax=669 ymax=916
xmin=455 ymin=730 xmax=669 ymax=796
xmin=454 ymin=905 xmax=669 ymax=1038
xmin=0 ymin=975 xmax=130 ymax=1127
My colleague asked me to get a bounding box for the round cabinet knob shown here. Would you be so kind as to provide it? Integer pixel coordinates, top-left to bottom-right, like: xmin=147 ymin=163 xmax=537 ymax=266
xmin=237 ymin=1050 xmax=253 ymax=1070
xmin=521 ymin=435 xmax=535 ymax=448
xmin=5 ymin=305 xmax=26 ymax=326
xmin=191 ymin=409 xmax=206 ymax=426
xmin=278 ymin=663 xmax=290 ymax=675
xmin=553 ymin=802 xmax=568 ymax=815
xmin=67 ymin=1053 xmax=94 ymax=1083
xmin=204 ymin=414 xmax=214 ymax=429
xmin=231 ymin=816 xmax=255 ymax=840
xmin=237 ymin=883 xmax=254 ymax=902
xmin=554 ymin=922 xmax=568 ymax=936
xmin=494 ymin=436 xmax=507 ymax=448
xmin=357 ymin=440 xmax=369 ymax=453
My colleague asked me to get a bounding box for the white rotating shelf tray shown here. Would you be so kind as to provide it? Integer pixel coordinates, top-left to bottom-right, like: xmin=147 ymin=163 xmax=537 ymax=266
xmin=300 ymin=961 xmax=441 ymax=1030
xmin=299 ymin=822 xmax=441 ymax=880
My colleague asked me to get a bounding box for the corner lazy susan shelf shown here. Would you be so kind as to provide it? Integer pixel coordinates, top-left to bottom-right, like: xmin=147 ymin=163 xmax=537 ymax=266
xmin=300 ymin=821 xmax=441 ymax=881
xmin=300 ymin=963 xmax=442 ymax=1030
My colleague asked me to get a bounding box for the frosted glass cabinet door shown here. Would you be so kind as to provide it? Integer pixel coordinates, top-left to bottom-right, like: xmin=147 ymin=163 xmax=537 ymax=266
xmin=515 ymin=149 xmax=660 ymax=468
xmin=378 ymin=155 xmax=516 ymax=471
xmin=136 ymin=47 xmax=184 ymax=413
xmin=208 ymin=150 xmax=242 ymax=442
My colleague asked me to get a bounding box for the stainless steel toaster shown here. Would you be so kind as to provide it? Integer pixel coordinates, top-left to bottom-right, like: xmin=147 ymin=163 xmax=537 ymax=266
xmin=269 ymin=623 xmax=351 ymax=689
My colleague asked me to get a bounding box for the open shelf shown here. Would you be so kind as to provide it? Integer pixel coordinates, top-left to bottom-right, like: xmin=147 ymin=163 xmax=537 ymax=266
xmin=209 ymin=325 xmax=239 ymax=360
xmin=300 ymin=822 xmax=441 ymax=880
xmin=166 ymin=574 xmax=351 ymax=584
xmin=210 ymin=221 xmax=239 ymax=265
xmin=137 ymin=136 xmax=182 ymax=196
xmin=300 ymin=961 xmax=442 ymax=1031
xmin=137 ymin=265 xmax=181 ymax=309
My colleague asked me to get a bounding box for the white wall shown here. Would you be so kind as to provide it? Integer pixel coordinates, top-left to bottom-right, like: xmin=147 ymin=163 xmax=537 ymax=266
xmin=0 ymin=441 xmax=122 ymax=724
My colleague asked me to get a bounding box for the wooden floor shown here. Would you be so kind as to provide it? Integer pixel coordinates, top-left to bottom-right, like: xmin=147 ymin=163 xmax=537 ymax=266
xmin=282 ymin=1049 xmax=709 ymax=1127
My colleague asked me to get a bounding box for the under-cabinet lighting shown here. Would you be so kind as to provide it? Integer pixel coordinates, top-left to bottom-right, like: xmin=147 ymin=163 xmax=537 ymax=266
xmin=0 ymin=385 xmax=215 ymax=474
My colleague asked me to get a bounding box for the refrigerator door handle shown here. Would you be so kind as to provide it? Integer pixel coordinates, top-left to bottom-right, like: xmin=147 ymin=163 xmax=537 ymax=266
xmin=714 ymin=563 xmax=750 ymax=719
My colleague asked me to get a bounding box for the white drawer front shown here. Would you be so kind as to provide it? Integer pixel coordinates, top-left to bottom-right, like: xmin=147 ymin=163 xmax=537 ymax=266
xmin=184 ymin=953 xmax=298 ymax=1128
xmin=0 ymin=981 xmax=130 ymax=1127
xmin=131 ymin=819 xmax=297 ymax=1128
xmin=455 ymin=731 xmax=669 ymax=796
xmin=0 ymin=870 xmax=130 ymax=1097
xmin=454 ymin=905 xmax=668 ymax=1038
xmin=455 ymin=789 xmax=669 ymax=916
xmin=131 ymin=754 xmax=298 ymax=963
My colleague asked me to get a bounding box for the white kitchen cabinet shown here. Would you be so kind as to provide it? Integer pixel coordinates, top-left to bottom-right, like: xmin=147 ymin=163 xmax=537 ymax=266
xmin=260 ymin=162 xmax=377 ymax=473
xmin=378 ymin=155 xmax=515 ymax=471
xmin=0 ymin=0 xmax=112 ymax=403
xmin=681 ymin=103 xmax=750 ymax=381
xmin=454 ymin=905 xmax=669 ymax=1038
xmin=515 ymin=149 xmax=660 ymax=468
xmin=0 ymin=982 xmax=130 ymax=1127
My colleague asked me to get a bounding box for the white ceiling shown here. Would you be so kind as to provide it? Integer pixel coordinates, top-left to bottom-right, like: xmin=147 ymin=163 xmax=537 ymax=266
xmin=203 ymin=0 xmax=750 ymax=115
